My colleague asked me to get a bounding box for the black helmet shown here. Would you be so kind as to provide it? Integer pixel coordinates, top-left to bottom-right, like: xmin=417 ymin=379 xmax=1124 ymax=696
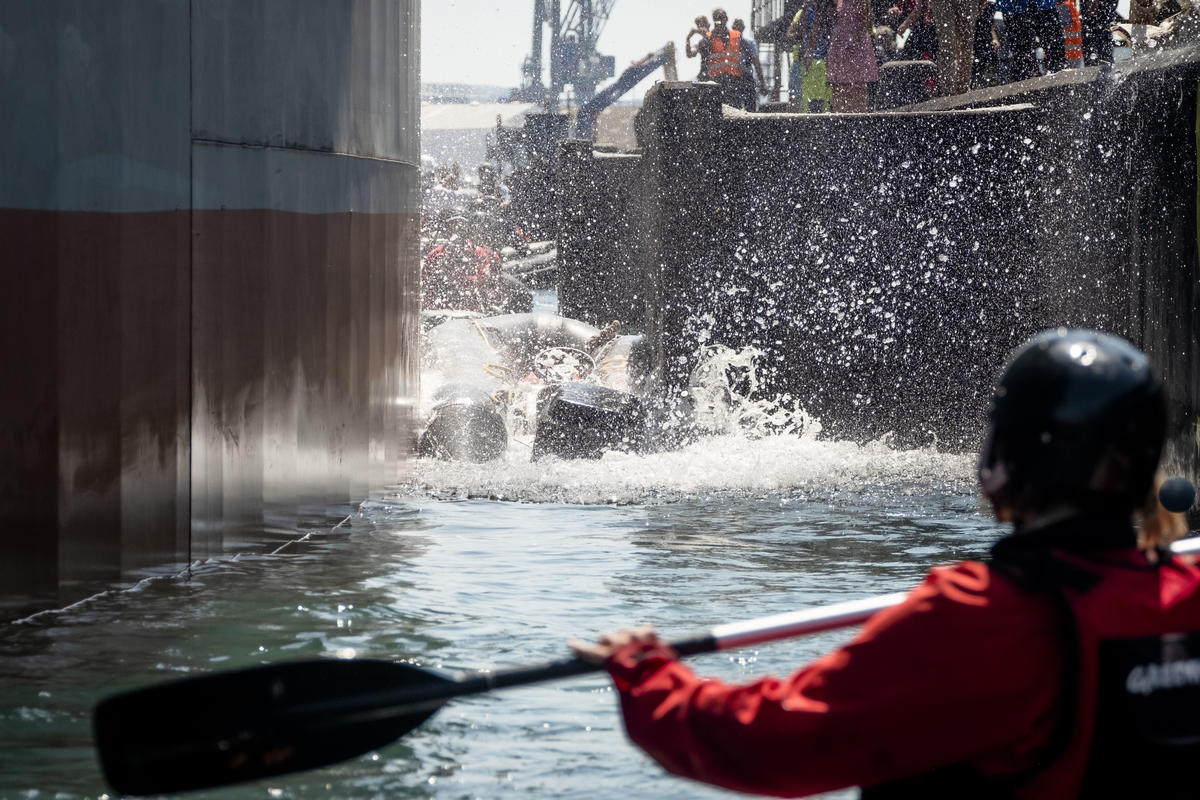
xmin=979 ymin=328 xmax=1166 ymax=515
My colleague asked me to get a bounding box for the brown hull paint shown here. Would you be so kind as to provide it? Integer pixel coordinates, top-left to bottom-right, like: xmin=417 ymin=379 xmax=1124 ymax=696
xmin=0 ymin=208 xmax=419 ymax=618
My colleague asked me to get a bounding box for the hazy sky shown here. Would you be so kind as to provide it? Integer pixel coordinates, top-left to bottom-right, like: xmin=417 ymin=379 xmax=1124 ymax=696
xmin=422 ymin=1 xmax=759 ymax=99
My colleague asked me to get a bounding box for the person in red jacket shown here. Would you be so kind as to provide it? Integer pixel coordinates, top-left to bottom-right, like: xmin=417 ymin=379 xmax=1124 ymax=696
xmin=422 ymin=214 xmax=503 ymax=312
xmin=572 ymin=328 xmax=1200 ymax=798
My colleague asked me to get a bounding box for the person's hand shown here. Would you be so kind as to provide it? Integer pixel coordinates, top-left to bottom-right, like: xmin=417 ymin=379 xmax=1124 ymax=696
xmin=568 ymin=625 xmax=659 ymax=665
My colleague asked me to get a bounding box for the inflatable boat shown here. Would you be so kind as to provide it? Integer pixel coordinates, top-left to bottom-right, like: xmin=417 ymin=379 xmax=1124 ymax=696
xmin=419 ymin=312 xmax=684 ymax=461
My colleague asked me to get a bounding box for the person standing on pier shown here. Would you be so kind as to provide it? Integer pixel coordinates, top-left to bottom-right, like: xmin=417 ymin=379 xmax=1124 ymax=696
xmin=788 ymin=0 xmax=836 ymax=112
xmin=997 ymin=0 xmax=1067 ymax=80
xmin=825 ymin=0 xmax=879 ymax=111
xmin=972 ymin=0 xmax=1008 ymax=86
xmin=894 ymin=0 xmax=940 ymax=66
xmin=574 ymin=328 xmax=1200 ymax=798
xmin=697 ymin=8 xmax=757 ymax=110
xmin=929 ymin=0 xmax=983 ymax=94
xmin=686 ymin=15 xmax=712 ymax=79
xmin=1079 ymin=0 xmax=1117 ymax=64
xmin=1059 ymin=0 xmax=1085 ymax=68
xmin=732 ymin=18 xmax=767 ymax=110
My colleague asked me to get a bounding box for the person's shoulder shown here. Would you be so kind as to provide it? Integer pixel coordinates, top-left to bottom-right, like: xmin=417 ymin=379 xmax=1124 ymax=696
xmin=854 ymin=560 xmax=1051 ymax=646
xmin=918 ymin=560 xmax=1059 ymax=626
xmin=893 ymin=560 xmax=1048 ymax=618
xmin=926 ymin=559 xmax=1013 ymax=596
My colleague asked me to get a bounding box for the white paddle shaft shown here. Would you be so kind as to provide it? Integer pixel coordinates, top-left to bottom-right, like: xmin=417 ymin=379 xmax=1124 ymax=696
xmin=708 ymin=534 xmax=1200 ymax=651
xmin=710 ymin=592 xmax=910 ymax=650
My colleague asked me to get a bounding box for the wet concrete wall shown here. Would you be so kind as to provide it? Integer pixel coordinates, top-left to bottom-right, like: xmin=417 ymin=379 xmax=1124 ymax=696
xmin=634 ymin=59 xmax=1198 ymax=475
xmin=638 ymin=82 xmax=1044 ymax=447
xmin=0 ymin=1 xmax=420 ymax=619
xmin=557 ymin=141 xmax=647 ymax=328
xmin=1024 ymin=52 xmax=1200 ymax=485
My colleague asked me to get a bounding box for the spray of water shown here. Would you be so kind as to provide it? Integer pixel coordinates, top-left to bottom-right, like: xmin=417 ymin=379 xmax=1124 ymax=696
xmin=405 ymin=343 xmax=976 ymax=505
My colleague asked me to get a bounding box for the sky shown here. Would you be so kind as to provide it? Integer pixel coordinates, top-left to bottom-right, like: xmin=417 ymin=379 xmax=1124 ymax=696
xmin=421 ymin=0 xmax=760 ymax=101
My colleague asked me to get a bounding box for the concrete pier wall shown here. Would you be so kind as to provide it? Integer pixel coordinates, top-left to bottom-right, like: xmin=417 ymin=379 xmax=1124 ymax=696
xmin=1024 ymin=56 xmax=1200 ymax=484
xmin=638 ymin=82 xmax=1044 ymax=446
xmin=557 ymin=142 xmax=647 ymax=328
xmin=0 ymin=0 xmax=420 ymax=619
xmin=628 ymin=53 xmax=1198 ymax=473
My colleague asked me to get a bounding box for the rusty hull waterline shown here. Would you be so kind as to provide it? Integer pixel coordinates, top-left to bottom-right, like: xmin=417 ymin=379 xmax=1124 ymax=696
xmin=0 ymin=0 xmax=421 ymax=620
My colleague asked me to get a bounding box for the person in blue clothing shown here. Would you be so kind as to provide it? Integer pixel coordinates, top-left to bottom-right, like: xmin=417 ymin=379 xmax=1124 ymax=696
xmin=997 ymin=0 xmax=1066 ymax=80
xmin=732 ymin=18 xmax=767 ymax=110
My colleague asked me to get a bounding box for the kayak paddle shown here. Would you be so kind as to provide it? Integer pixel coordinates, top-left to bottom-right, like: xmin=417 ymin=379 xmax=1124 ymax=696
xmin=93 ymin=590 xmax=906 ymax=795
xmin=96 ymin=526 xmax=1200 ymax=795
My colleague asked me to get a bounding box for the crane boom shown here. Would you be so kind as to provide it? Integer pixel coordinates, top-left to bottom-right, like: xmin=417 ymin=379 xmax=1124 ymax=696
xmin=575 ymin=42 xmax=677 ymax=140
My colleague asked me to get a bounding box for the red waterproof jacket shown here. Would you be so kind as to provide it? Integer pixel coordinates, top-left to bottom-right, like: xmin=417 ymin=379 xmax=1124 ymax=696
xmin=422 ymin=240 xmax=500 ymax=284
xmin=421 ymin=240 xmax=502 ymax=310
xmin=606 ymin=524 xmax=1200 ymax=798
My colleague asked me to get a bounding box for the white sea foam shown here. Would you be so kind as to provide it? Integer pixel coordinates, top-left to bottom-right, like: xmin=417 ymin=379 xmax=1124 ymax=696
xmin=403 ymin=430 xmax=975 ymax=505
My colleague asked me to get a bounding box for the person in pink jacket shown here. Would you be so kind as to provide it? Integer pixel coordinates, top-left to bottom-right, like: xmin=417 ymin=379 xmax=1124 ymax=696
xmin=825 ymin=0 xmax=879 ymax=111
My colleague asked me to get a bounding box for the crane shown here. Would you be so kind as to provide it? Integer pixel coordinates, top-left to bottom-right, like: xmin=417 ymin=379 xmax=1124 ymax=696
xmin=575 ymin=42 xmax=677 ymax=140
xmin=513 ymin=0 xmax=619 ymax=110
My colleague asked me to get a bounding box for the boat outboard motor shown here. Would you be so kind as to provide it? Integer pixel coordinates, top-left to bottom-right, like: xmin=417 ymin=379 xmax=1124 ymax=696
xmin=483 ymin=313 xmax=601 ymax=375
xmin=532 ymin=382 xmax=647 ymax=460
xmin=592 ymin=334 xmax=650 ymax=394
xmin=419 ymin=383 xmax=508 ymax=462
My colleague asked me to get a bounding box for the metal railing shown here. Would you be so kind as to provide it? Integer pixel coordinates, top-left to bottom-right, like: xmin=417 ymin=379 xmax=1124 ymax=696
xmin=751 ymin=0 xmax=788 ymax=29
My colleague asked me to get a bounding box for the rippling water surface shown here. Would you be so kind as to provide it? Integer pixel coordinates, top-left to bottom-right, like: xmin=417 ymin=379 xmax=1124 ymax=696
xmin=0 ymin=430 xmax=1004 ymax=799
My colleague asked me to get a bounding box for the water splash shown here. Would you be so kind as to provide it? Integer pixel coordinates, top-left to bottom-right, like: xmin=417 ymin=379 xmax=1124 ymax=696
xmin=407 ymin=341 xmax=975 ymax=505
xmin=689 ymin=344 xmax=814 ymax=438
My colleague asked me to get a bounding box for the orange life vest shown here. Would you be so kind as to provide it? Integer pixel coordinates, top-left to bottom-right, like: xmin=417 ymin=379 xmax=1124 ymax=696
xmin=1062 ymin=0 xmax=1084 ymax=67
xmin=706 ymin=29 xmax=744 ymax=79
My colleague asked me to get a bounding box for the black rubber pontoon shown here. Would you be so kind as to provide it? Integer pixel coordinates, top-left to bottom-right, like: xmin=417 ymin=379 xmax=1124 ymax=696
xmin=419 ymin=313 xmax=663 ymax=461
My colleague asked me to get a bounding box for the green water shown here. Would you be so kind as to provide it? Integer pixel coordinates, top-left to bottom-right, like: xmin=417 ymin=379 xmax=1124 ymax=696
xmin=0 ymin=435 xmax=999 ymax=799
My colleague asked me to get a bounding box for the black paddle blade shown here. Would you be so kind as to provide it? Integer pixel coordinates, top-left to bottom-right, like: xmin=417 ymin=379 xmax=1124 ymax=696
xmin=94 ymin=658 xmax=450 ymax=796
